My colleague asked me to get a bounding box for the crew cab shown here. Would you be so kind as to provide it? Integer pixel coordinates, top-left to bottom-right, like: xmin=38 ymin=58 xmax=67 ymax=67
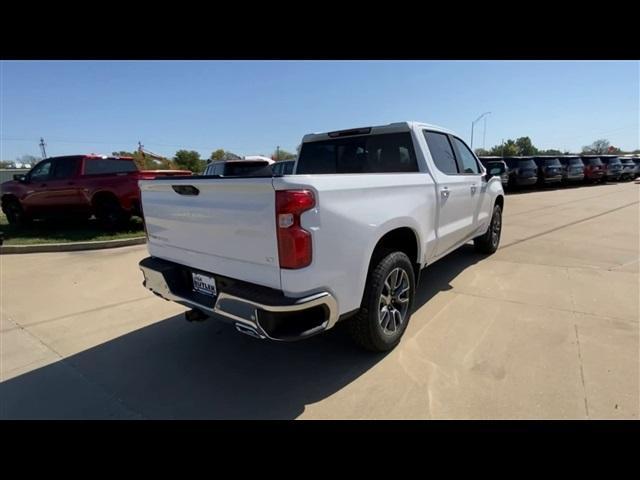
xmin=0 ymin=155 xmax=191 ymax=226
xmin=138 ymin=122 xmax=505 ymax=352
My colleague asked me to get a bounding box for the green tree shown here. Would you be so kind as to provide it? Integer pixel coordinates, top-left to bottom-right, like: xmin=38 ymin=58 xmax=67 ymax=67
xmin=489 ymin=139 xmax=519 ymax=157
xmin=211 ymin=149 xmax=226 ymax=161
xmin=173 ymin=150 xmax=205 ymax=172
xmin=515 ymin=137 xmax=538 ymax=156
xmin=474 ymin=148 xmax=490 ymax=156
xmin=582 ymin=139 xmax=610 ymax=155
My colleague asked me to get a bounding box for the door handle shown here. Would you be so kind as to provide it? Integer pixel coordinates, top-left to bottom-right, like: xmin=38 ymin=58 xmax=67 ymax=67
xmin=440 ymin=188 xmax=450 ymax=199
xmin=470 ymin=185 xmax=477 ymax=194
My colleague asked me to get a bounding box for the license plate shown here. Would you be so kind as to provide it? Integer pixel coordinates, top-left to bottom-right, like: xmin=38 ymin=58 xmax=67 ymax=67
xmin=192 ymin=272 xmax=217 ymax=297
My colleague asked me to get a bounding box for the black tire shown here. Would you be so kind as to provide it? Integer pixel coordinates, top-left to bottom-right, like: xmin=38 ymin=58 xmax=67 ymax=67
xmin=94 ymin=196 xmax=129 ymax=228
xmin=2 ymin=198 xmax=29 ymax=226
xmin=348 ymin=251 xmax=416 ymax=352
xmin=474 ymin=203 xmax=502 ymax=254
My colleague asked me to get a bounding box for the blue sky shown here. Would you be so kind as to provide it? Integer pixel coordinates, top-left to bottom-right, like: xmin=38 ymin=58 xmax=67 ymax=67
xmin=1 ymin=60 xmax=638 ymax=161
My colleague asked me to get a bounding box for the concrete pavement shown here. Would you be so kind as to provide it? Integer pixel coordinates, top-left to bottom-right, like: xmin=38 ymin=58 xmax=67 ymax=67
xmin=1 ymin=181 xmax=638 ymax=419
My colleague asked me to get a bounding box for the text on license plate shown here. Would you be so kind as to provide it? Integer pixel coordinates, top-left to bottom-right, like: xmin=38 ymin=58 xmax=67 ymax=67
xmin=192 ymin=272 xmax=217 ymax=297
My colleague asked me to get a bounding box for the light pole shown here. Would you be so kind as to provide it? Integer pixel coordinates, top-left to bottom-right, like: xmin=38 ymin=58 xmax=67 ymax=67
xmin=470 ymin=112 xmax=491 ymax=150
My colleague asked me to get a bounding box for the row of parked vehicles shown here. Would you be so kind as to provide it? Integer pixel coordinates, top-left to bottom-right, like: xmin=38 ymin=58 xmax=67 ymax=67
xmin=478 ymin=154 xmax=640 ymax=190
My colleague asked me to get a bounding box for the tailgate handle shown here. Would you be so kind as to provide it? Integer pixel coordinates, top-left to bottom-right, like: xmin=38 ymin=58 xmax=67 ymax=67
xmin=172 ymin=185 xmax=200 ymax=196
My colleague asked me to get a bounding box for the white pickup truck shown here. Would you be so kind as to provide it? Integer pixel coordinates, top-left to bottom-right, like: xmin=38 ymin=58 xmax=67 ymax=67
xmin=138 ymin=122 xmax=506 ymax=351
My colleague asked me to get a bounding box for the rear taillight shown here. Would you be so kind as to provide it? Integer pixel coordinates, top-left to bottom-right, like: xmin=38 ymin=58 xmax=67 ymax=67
xmin=275 ymin=190 xmax=315 ymax=269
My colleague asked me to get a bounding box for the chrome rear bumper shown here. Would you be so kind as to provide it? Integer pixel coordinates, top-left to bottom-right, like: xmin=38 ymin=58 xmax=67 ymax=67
xmin=139 ymin=257 xmax=339 ymax=341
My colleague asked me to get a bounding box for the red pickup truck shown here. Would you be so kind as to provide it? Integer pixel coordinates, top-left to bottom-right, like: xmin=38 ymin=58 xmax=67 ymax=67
xmin=0 ymin=154 xmax=191 ymax=226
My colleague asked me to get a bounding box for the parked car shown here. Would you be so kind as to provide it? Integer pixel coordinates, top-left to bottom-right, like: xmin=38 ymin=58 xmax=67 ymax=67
xmin=272 ymin=160 xmax=296 ymax=176
xmin=580 ymin=155 xmax=606 ymax=183
xmin=599 ymin=155 xmax=623 ymax=181
xmin=619 ymin=157 xmax=636 ymax=181
xmin=203 ymin=157 xmax=275 ymax=176
xmin=502 ymin=156 xmax=538 ymax=188
xmin=558 ymin=156 xmax=585 ymax=183
xmin=478 ymin=157 xmax=509 ymax=188
xmin=138 ymin=121 xmax=505 ymax=352
xmin=632 ymin=157 xmax=640 ymax=178
xmin=533 ymin=156 xmax=563 ymax=186
xmin=0 ymin=154 xmax=191 ymax=226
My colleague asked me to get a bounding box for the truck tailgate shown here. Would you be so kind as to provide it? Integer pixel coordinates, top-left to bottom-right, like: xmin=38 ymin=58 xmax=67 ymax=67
xmin=140 ymin=177 xmax=281 ymax=289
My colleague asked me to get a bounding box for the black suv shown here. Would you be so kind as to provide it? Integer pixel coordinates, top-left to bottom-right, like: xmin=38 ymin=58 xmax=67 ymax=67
xmin=501 ymin=156 xmax=538 ymax=188
xmin=478 ymin=156 xmax=509 ymax=188
xmin=533 ymin=156 xmax=563 ymax=186
xmin=619 ymin=157 xmax=636 ymax=181
xmin=558 ymin=156 xmax=585 ymax=183
xmin=599 ymin=155 xmax=623 ymax=181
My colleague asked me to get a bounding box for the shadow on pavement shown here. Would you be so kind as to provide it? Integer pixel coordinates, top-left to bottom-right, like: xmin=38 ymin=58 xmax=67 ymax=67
xmin=0 ymin=246 xmax=483 ymax=420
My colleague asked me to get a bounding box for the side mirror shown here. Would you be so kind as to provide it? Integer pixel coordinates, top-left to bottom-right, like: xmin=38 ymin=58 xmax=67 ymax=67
xmin=13 ymin=174 xmax=27 ymax=183
xmin=485 ymin=164 xmax=506 ymax=181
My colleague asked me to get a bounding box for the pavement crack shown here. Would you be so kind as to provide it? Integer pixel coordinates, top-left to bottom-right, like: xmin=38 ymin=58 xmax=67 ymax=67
xmin=574 ymin=324 xmax=590 ymax=419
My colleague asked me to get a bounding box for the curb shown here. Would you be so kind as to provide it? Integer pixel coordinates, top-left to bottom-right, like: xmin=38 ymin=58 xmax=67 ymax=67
xmin=0 ymin=236 xmax=147 ymax=254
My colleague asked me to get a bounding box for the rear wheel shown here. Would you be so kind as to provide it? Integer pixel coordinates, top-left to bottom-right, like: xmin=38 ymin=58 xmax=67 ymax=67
xmin=348 ymin=251 xmax=415 ymax=352
xmin=474 ymin=203 xmax=502 ymax=254
xmin=94 ymin=196 xmax=129 ymax=228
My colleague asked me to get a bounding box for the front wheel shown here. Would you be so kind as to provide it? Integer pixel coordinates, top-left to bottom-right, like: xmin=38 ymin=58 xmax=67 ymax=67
xmin=474 ymin=203 xmax=502 ymax=254
xmin=2 ymin=198 xmax=29 ymax=226
xmin=348 ymin=251 xmax=416 ymax=352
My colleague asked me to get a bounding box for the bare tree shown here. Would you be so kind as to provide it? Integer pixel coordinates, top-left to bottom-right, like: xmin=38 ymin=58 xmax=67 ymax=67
xmin=582 ymin=139 xmax=610 ymax=155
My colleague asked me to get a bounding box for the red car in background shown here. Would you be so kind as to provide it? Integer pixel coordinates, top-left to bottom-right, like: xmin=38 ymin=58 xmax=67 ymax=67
xmin=0 ymin=154 xmax=191 ymax=226
xmin=580 ymin=155 xmax=606 ymax=183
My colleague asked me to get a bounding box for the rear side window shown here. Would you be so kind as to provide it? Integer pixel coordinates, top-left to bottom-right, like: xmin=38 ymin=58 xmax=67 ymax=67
xmin=84 ymin=158 xmax=138 ymax=175
xmin=423 ymin=131 xmax=458 ymax=174
xmin=296 ymin=132 xmax=418 ymax=174
xmin=52 ymin=157 xmax=80 ymax=179
xmin=451 ymin=137 xmax=480 ymax=174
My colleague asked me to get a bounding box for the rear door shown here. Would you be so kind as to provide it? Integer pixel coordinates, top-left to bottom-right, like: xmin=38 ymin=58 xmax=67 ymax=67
xmin=422 ymin=130 xmax=475 ymax=256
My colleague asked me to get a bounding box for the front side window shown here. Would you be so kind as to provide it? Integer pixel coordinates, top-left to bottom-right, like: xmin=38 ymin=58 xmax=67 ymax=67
xmin=423 ymin=131 xmax=458 ymax=175
xmin=451 ymin=137 xmax=480 ymax=174
xmin=30 ymin=160 xmax=52 ymax=181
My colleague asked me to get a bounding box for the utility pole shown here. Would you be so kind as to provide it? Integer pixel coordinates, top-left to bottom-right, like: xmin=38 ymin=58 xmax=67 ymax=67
xmin=39 ymin=137 xmax=47 ymax=159
xmin=483 ymin=116 xmax=487 ymax=150
xmin=470 ymin=112 xmax=491 ymax=150
xmin=276 ymin=146 xmax=280 ymax=161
